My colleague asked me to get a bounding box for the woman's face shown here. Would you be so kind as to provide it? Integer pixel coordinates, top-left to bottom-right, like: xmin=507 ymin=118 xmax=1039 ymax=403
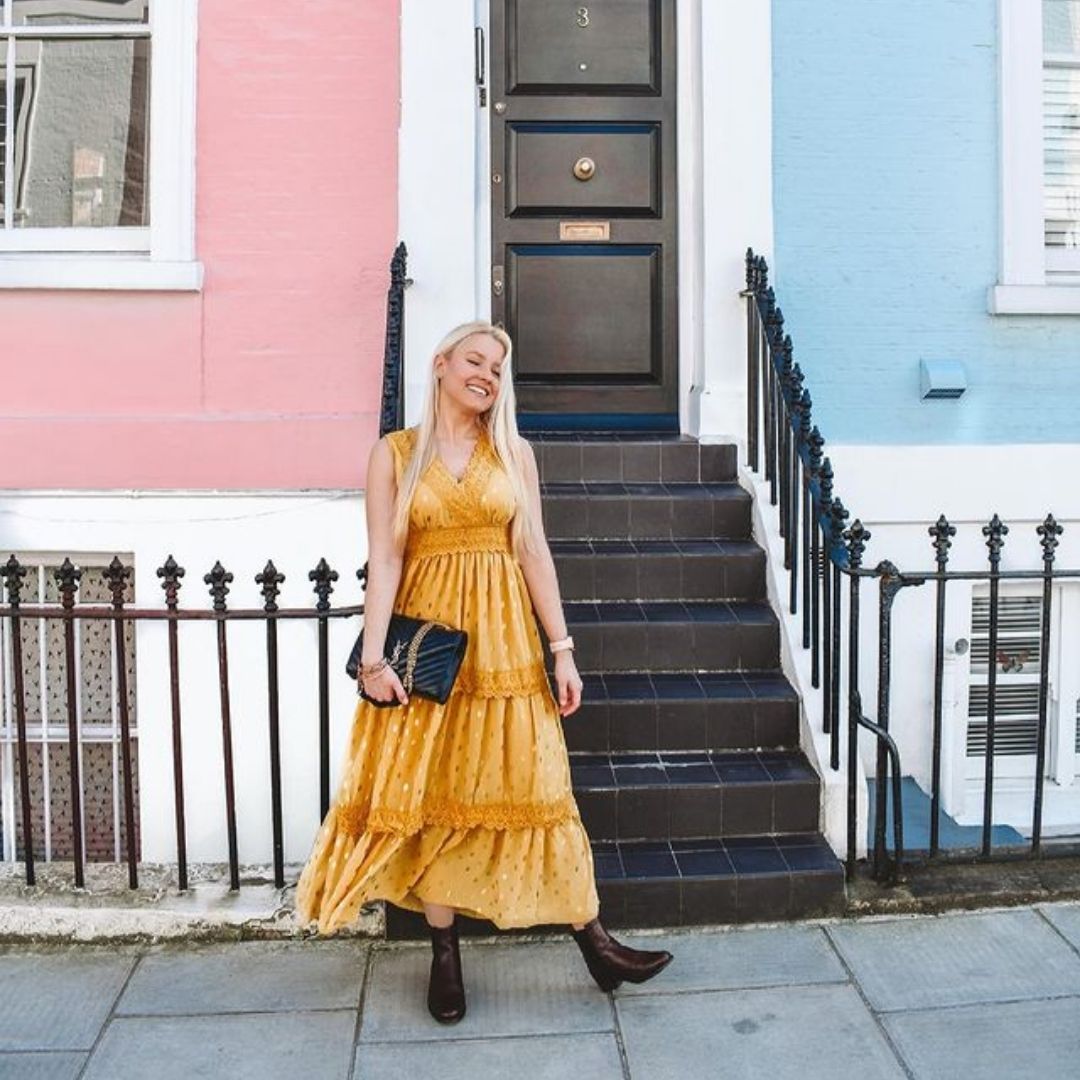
xmin=435 ymin=332 xmax=506 ymax=418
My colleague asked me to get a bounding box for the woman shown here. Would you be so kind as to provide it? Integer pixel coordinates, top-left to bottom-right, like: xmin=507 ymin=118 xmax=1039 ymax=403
xmin=296 ymin=320 xmax=672 ymax=1023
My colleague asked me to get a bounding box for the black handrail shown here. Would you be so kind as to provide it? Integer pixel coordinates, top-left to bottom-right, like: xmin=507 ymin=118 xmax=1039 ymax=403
xmin=379 ymin=241 xmax=409 ymax=437
xmin=742 ymin=248 xmax=1079 ymax=883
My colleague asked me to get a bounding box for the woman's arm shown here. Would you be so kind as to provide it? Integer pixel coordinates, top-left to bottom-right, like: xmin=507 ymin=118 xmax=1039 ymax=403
xmin=515 ymin=437 xmax=582 ymax=717
xmin=359 ymin=437 xmax=409 ymax=704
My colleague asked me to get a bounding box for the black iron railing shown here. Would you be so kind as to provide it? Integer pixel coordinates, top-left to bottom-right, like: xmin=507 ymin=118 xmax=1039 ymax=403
xmin=379 ymin=240 xmax=409 ymax=437
xmin=743 ymin=248 xmax=1080 ymax=883
xmin=0 ymin=553 xmax=365 ymax=893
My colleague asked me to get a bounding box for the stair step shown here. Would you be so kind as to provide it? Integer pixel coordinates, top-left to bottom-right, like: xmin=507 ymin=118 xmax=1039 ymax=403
xmin=383 ymin=832 xmax=845 ymax=937
xmin=594 ymin=835 xmax=845 ymax=928
xmin=571 ymin=750 xmax=820 ymax=842
xmin=541 ymin=481 xmax=751 ymax=541
xmin=533 ymin=434 xmax=737 ymax=485
xmin=564 ymin=600 xmax=779 ymax=673
xmin=550 ymin=538 xmax=765 ymax=602
xmin=567 ymin=672 xmax=800 ymax=753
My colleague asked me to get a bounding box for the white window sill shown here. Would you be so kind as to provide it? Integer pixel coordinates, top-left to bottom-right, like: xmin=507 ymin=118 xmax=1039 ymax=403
xmin=0 ymin=258 xmax=204 ymax=291
xmin=988 ymin=284 xmax=1080 ymax=314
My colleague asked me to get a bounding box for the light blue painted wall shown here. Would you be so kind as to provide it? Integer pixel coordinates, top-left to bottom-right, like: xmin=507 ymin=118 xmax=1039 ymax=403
xmin=771 ymin=0 xmax=1080 ymax=444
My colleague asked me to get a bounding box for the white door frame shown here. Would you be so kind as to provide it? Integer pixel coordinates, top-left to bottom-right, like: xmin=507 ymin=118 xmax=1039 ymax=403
xmin=398 ymin=0 xmax=772 ymax=443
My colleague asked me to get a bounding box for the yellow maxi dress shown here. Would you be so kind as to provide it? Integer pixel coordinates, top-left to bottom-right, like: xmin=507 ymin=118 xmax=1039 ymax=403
xmin=295 ymin=424 xmax=600 ymax=934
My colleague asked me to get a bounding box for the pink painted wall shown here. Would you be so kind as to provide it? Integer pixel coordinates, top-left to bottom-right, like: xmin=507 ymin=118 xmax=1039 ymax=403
xmin=0 ymin=0 xmax=399 ymax=490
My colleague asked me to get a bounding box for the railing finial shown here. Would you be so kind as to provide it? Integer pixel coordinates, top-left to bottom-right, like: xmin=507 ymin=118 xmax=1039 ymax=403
xmin=982 ymin=514 xmax=1009 ymax=569
xmin=1037 ymin=513 xmax=1063 ymax=563
xmin=1 ymin=554 xmax=28 ymax=606
xmin=156 ymin=554 xmax=186 ymax=609
xmin=309 ymin=557 xmax=339 ymax=613
xmin=204 ymin=561 xmax=234 ymax=612
xmin=256 ymin=560 xmax=286 ymax=614
xmin=929 ymin=515 xmax=956 ymax=568
xmin=54 ymin=558 xmax=81 ymax=609
xmin=103 ymin=556 xmax=132 ymax=608
xmin=844 ymin=518 xmax=871 ymax=570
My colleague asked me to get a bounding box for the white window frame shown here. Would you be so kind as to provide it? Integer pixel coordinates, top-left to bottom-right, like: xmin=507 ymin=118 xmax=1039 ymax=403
xmin=991 ymin=0 xmax=1080 ymax=312
xmin=0 ymin=1 xmax=201 ymax=290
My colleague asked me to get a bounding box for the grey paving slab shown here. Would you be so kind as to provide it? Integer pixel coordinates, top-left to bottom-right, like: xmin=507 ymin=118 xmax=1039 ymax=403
xmin=82 ymin=1010 xmax=356 ymax=1080
xmin=360 ymin=942 xmax=613 ymax=1042
xmin=0 ymin=949 xmax=136 ymax=1050
xmin=827 ymin=908 xmax=1080 ymax=1012
xmin=116 ymin=940 xmax=366 ymax=1015
xmin=1039 ymin=901 xmax=1080 ymax=953
xmin=0 ymin=1053 xmax=86 ymax=1080
xmin=884 ymin=995 xmax=1080 ymax=1080
xmin=615 ymin=926 xmax=846 ymax=996
xmin=356 ymin=1032 xmax=624 ymax=1080
xmin=617 ymin=984 xmax=907 ymax=1080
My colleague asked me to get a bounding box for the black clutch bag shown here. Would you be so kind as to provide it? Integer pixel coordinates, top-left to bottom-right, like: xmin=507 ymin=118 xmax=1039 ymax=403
xmin=346 ymin=612 xmax=468 ymax=707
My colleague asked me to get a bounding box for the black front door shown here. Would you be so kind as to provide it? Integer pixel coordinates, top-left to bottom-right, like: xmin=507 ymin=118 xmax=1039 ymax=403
xmin=489 ymin=1 xmax=678 ymax=430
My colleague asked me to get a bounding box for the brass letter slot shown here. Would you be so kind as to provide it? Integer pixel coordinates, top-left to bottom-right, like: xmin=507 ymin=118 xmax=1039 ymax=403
xmin=559 ymin=220 xmax=610 ymax=241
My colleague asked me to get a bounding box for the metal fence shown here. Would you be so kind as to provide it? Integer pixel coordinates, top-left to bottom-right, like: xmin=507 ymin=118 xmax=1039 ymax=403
xmin=0 ymin=552 xmax=365 ymax=892
xmin=743 ymin=248 xmax=1080 ymax=883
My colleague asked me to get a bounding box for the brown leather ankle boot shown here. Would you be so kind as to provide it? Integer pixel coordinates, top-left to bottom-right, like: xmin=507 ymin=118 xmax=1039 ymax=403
xmin=571 ymin=918 xmax=673 ymax=991
xmin=427 ymin=922 xmax=466 ymax=1023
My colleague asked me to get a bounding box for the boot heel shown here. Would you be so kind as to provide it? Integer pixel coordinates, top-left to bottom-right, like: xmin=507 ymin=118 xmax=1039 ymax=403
xmin=572 ymin=918 xmax=672 ymax=992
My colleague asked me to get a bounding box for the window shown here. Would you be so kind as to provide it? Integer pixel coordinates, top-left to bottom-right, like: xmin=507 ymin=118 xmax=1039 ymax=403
xmin=0 ymin=557 xmax=140 ymax=864
xmin=1043 ymin=1 xmax=1080 ymax=269
xmin=0 ymin=1 xmax=200 ymax=290
xmin=966 ymin=590 xmax=1048 ymax=779
xmin=991 ymin=0 xmax=1080 ymax=312
xmin=963 ymin=583 xmax=1080 ymax=788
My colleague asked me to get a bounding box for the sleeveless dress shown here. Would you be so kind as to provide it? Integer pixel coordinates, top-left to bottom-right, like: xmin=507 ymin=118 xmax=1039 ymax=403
xmin=295 ymin=424 xmax=600 ymax=933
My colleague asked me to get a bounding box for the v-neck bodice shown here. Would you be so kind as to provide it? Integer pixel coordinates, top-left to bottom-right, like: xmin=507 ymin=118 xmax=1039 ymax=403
xmin=433 ymin=427 xmax=486 ymax=486
xmin=386 ymin=425 xmax=516 ymax=555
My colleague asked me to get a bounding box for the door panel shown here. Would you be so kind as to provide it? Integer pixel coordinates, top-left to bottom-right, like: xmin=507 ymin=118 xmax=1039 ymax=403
xmin=508 ymin=123 xmax=660 ymax=217
xmin=508 ymin=245 xmax=659 ymax=382
xmin=509 ymin=0 xmax=659 ymax=94
xmin=491 ymin=0 xmax=677 ymax=428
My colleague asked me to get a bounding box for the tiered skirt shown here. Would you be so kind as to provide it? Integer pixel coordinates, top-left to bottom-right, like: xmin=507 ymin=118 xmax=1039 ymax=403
xmin=294 ymin=542 xmax=600 ymax=933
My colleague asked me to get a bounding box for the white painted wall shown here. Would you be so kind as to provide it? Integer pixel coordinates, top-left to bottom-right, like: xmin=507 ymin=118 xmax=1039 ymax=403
xmin=696 ymin=0 xmax=772 ymax=444
xmin=0 ymin=492 xmax=368 ymax=865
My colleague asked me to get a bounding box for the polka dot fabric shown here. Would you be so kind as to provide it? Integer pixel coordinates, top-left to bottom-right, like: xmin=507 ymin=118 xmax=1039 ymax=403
xmin=295 ymin=425 xmax=600 ymax=933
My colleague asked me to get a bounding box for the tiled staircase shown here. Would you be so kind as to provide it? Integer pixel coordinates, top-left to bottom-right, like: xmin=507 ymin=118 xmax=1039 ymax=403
xmin=540 ymin=434 xmax=845 ymax=928
xmin=384 ymin=433 xmax=845 ymax=938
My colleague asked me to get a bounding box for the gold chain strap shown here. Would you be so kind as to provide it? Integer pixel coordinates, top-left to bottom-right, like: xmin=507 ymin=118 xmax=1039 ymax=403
xmin=401 ymin=621 xmax=439 ymax=693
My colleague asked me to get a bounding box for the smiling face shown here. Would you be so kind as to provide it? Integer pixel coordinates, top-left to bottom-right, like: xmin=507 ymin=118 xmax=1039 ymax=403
xmin=434 ymin=332 xmax=507 ymax=418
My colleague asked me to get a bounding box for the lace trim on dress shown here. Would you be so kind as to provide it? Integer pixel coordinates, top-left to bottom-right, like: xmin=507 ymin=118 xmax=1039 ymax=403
xmin=406 ymin=524 xmax=512 ymax=559
xmin=336 ymin=794 xmax=579 ymax=839
xmin=454 ymin=661 xmax=550 ymax=697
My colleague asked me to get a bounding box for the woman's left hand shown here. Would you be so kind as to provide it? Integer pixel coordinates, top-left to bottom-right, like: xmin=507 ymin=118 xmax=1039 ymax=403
xmin=554 ymin=650 xmax=583 ymax=717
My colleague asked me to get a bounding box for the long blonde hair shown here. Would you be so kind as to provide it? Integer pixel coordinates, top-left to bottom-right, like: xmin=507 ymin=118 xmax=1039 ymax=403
xmin=391 ymin=320 xmax=543 ymax=560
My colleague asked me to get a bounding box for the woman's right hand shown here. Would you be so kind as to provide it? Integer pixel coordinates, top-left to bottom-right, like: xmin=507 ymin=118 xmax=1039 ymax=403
xmin=359 ymin=664 xmax=409 ymax=706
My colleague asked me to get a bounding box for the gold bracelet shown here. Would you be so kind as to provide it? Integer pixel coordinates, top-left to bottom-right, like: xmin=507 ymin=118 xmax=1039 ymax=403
xmin=359 ymin=657 xmax=389 ymax=677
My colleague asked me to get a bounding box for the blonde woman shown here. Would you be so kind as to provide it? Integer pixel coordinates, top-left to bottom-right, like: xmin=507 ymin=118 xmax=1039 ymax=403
xmin=296 ymin=319 xmax=672 ymax=1022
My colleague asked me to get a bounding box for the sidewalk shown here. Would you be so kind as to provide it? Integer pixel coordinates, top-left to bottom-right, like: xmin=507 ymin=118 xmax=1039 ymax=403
xmin=2 ymin=903 xmax=1079 ymax=1079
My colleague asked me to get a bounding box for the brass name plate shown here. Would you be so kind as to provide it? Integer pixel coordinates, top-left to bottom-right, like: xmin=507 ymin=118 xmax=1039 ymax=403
xmin=559 ymin=220 xmax=610 ymax=241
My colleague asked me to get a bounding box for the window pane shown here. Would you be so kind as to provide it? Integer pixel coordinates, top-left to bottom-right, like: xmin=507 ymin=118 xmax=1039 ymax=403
xmin=1045 ymin=0 xmax=1080 ymax=53
xmin=15 ymin=36 xmax=150 ymax=228
xmin=1044 ymin=65 xmax=1080 ymax=248
xmin=12 ymin=1 xmax=148 ymax=26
